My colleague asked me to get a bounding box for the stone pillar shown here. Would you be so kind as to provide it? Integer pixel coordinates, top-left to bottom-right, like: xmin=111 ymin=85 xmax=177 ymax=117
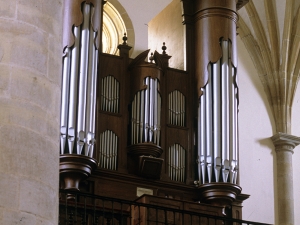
xmin=271 ymin=132 xmax=300 ymax=225
xmin=0 ymin=1 xmax=62 ymax=224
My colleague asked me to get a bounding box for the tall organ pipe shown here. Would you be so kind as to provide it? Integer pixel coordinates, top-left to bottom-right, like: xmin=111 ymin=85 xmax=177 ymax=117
xmin=199 ymin=89 xmax=206 ymax=184
xmin=144 ymin=77 xmax=150 ymax=142
xmin=221 ymin=41 xmax=230 ymax=182
xmin=205 ymin=69 xmax=213 ymax=183
xmin=149 ymin=79 xmax=154 ymax=142
xmin=67 ymin=26 xmax=80 ymax=154
xmin=60 ymin=48 xmax=71 ymax=154
xmin=157 ymin=92 xmax=161 ymax=146
xmin=77 ymin=3 xmax=90 ymax=155
xmin=60 ymin=1 xmax=101 ymax=158
xmin=196 ymin=40 xmax=238 ymax=185
xmin=153 ymin=79 xmax=158 ymax=144
xmin=212 ymin=60 xmax=222 ymax=182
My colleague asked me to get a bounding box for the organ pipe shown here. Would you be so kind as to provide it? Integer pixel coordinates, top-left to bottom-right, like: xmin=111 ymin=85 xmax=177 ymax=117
xmin=101 ymin=76 xmax=120 ymax=114
xmin=205 ymin=68 xmax=213 ymax=183
xmin=131 ymin=77 xmax=161 ymax=146
xmin=168 ymin=90 xmax=186 ymax=127
xmin=196 ymin=40 xmax=238 ymax=185
xmin=168 ymin=144 xmax=186 ymax=183
xmin=99 ymin=130 xmax=118 ymax=171
xmin=60 ymin=48 xmax=71 ymax=155
xmin=60 ymin=1 xmax=100 ymax=158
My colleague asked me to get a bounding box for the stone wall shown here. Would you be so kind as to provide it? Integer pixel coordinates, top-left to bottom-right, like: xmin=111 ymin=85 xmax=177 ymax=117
xmin=0 ymin=0 xmax=62 ymax=224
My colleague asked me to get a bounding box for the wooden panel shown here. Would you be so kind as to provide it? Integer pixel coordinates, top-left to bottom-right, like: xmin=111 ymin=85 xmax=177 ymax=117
xmin=131 ymin=195 xmax=224 ymax=225
xmin=97 ymin=53 xmax=129 ymax=172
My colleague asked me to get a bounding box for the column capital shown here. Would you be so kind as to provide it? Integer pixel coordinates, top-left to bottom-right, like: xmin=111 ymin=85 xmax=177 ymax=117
xmin=271 ymin=132 xmax=300 ymax=153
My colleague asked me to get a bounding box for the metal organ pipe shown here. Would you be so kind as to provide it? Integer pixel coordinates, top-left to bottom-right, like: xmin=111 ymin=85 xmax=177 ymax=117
xmin=144 ymin=77 xmax=150 ymax=143
xmin=136 ymin=91 xmax=141 ymax=144
xmin=198 ymin=89 xmax=205 ymax=184
xmin=98 ymin=130 xmax=118 ymax=171
xmin=196 ymin=40 xmax=239 ymax=185
xmin=212 ymin=60 xmax=221 ymax=182
xmin=67 ymin=26 xmax=80 ymax=154
xmin=85 ymin=13 xmax=98 ymax=157
xmin=77 ymin=3 xmax=90 ymax=155
xmin=140 ymin=90 xmax=145 ymax=143
xmin=131 ymin=77 xmax=161 ymax=146
xmin=221 ymin=41 xmax=230 ymax=182
xmin=168 ymin=144 xmax=186 ymax=183
xmin=157 ymin=92 xmax=161 ymax=146
xmin=153 ymin=79 xmax=158 ymax=144
xmin=168 ymin=90 xmax=186 ymax=127
xmin=60 ymin=48 xmax=71 ymax=154
xmin=60 ymin=2 xmax=99 ymax=159
xmin=205 ymin=68 xmax=213 ymax=183
xmin=149 ymin=79 xmax=154 ymax=142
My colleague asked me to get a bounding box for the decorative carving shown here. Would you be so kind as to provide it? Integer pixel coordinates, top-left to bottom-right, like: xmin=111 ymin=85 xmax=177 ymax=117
xmin=194 ymin=6 xmax=238 ymax=98
xmin=162 ymin=42 xmax=167 ymax=54
xmin=63 ymin=0 xmax=102 ymax=50
xmin=122 ymin=33 xmax=128 ymax=45
xmin=271 ymin=132 xmax=300 ymax=152
xmin=128 ymin=49 xmax=151 ymax=70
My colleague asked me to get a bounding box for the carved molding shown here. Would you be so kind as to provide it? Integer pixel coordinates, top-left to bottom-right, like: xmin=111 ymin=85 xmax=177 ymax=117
xmin=60 ymin=154 xmax=98 ymax=191
xmin=63 ymin=0 xmax=102 ymax=50
xmin=197 ymin=182 xmax=242 ymax=207
xmin=194 ymin=2 xmax=238 ymax=98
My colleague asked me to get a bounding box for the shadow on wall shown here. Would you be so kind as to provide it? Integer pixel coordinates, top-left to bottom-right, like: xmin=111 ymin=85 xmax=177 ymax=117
xmin=256 ymin=137 xmax=278 ymax=225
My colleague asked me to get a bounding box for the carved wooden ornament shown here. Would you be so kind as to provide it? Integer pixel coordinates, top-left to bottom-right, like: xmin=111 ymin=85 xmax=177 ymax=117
xmin=63 ymin=0 xmax=102 ymax=51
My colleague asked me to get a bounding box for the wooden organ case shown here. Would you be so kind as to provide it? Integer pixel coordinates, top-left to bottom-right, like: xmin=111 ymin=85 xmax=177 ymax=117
xmin=59 ymin=0 xmax=251 ymax=224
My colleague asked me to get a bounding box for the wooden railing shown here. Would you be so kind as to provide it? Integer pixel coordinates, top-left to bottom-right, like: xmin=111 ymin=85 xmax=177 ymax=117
xmin=59 ymin=189 xmax=272 ymax=225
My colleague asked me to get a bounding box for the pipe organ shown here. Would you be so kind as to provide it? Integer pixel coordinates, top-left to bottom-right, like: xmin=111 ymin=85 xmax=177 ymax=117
xmin=101 ymin=75 xmax=120 ymax=114
xmin=60 ymin=1 xmax=101 ymax=158
xmin=131 ymin=77 xmax=161 ymax=146
xmin=197 ymin=40 xmax=238 ymax=185
xmin=168 ymin=90 xmax=186 ymax=127
xmin=168 ymin=144 xmax=186 ymax=182
xmin=59 ymin=0 xmax=250 ymax=221
xmin=98 ymin=130 xmax=118 ymax=170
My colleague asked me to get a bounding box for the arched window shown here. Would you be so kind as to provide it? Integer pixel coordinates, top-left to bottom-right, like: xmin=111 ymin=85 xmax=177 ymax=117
xmin=102 ymin=2 xmax=134 ymax=55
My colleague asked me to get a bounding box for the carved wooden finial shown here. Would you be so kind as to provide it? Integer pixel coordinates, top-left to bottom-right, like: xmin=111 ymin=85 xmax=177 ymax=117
xmin=162 ymin=42 xmax=167 ymax=54
xmin=149 ymin=52 xmax=154 ymax=63
xmin=122 ymin=33 xmax=128 ymax=45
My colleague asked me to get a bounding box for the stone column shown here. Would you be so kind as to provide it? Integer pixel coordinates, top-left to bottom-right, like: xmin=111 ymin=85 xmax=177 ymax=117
xmin=0 ymin=1 xmax=62 ymax=224
xmin=271 ymin=132 xmax=300 ymax=225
